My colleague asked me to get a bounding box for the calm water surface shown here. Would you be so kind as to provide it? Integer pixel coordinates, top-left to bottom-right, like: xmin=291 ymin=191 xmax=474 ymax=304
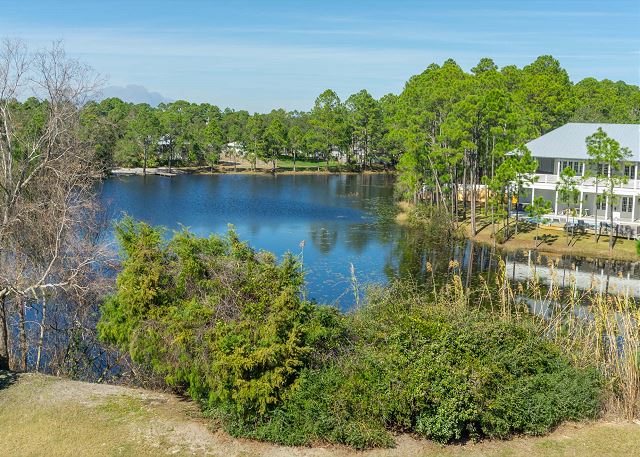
xmin=101 ymin=174 xmax=406 ymax=307
xmin=100 ymin=174 xmax=640 ymax=309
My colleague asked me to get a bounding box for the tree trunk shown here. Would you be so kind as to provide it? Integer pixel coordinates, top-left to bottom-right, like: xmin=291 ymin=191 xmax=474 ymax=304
xmin=470 ymin=159 xmax=477 ymax=237
xmin=462 ymin=161 xmax=468 ymax=219
xmin=594 ymin=182 xmax=599 ymax=242
xmin=491 ymin=203 xmax=496 ymax=248
xmin=143 ymin=144 xmax=148 ymax=175
xmin=18 ymin=296 xmax=27 ymax=371
xmin=0 ymin=292 xmax=10 ymax=370
xmin=514 ymin=187 xmax=520 ymax=235
xmin=36 ymin=294 xmax=46 ymax=372
xmin=609 ymin=194 xmax=615 ymax=250
xmin=505 ymin=187 xmax=511 ymax=240
xmin=293 ymin=150 xmax=297 ymax=173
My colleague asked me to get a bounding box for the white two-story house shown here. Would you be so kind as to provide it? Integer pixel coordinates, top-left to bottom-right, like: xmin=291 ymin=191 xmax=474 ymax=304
xmin=521 ymin=123 xmax=640 ymax=229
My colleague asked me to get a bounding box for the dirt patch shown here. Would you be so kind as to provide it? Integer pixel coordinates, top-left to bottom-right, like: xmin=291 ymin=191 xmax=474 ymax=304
xmin=0 ymin=372 xmax=638 ymax=456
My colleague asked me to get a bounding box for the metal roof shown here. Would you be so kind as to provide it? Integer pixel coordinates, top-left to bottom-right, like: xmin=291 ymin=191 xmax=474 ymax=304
xmin=525 ymin=123 xmax=640 ymax=161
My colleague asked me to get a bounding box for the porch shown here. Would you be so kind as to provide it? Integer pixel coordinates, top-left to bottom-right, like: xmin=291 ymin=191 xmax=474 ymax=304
xmin=519 ymin=187 xmax=640 ymax=239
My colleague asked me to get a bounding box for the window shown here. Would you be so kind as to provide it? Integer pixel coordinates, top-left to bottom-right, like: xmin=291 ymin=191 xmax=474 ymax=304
xmin=621 ymin=196 xmax=632 ymax=213
xmin=596 ymin=198 xmax=606 ymax=211
xmin=624 ymin=165 xmax=636 ymax=179
xmin=597 ymin=163 xmax=610 ymax=176
xmin=560 ymin=160 xmax=583 ymax=175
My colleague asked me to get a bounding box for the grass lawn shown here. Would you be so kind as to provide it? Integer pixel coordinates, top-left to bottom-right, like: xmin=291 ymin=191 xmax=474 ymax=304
xmin=467 ymin=216 xmax=640 ymax=261
xmin=1 ymin=371 xmax=638 ymax=457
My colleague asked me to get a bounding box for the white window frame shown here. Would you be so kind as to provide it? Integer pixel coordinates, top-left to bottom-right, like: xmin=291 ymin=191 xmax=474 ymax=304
xmin=624 ymin=164 xmax=635 ymax=179
xmin=597 ymin=163 xmax=610 ymax=176
xmin=559 ymin=160 xmax=583 ymax=175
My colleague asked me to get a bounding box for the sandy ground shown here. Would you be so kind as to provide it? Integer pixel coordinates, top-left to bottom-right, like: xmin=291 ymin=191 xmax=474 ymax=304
xmin=0 ymin=371 xmax=638 ymax=457
xmin=110 ymin=155 xmax=380 ymax=176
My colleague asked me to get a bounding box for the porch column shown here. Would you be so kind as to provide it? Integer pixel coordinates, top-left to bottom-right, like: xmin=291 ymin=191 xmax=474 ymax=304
xmin=633 ymin=196 xmax=637 ymax=222
xmin=579 ymin=191 xmax=583 ymax=216
xmin=554 ymin=190 xmax=559 ymax=215
xmin=531 ymin=187 xmax=535 ymax=203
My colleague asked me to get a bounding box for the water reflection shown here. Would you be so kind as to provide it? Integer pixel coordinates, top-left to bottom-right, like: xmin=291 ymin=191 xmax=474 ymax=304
xmin=100 ymin=174 xmax=640 ymax=309
xmin=387 ymin=230 xmax=640 ymax=299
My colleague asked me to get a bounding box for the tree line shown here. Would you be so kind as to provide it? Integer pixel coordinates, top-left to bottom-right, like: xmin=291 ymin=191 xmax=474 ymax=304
xmin=77 ymin=56 xmax=638 ymax=179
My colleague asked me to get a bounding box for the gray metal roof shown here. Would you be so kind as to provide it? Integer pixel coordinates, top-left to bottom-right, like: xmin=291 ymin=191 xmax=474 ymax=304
xmin=525 ymin=123 xmax=640 ymax=161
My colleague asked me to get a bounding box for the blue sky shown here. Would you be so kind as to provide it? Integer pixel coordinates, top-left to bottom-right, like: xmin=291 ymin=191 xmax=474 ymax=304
xmin=2 ymin=0 xmax=639 ymax=112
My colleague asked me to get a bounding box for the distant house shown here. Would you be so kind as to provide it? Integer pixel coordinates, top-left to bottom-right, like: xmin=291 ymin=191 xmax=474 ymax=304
xmin=327 ymin=147 xmax=365 ymax=165
xmin=224 ymin=141 xmax=245 ymax=156
xmin=521 ymin=123 xmax=640 ymax=225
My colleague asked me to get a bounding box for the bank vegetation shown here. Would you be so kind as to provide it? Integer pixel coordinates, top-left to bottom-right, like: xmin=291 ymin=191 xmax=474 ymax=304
xmin=97 ymin=218 xmax=638 ymax=449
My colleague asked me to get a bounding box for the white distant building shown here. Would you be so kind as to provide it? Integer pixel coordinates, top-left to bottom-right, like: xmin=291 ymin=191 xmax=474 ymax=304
xmin=521 ymin=123 xmax=640 ymax=227
xmin=224 ymin=141 xmax=245 ymax=156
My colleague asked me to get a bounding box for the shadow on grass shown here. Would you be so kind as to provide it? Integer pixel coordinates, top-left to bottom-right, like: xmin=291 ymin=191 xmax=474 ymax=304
xmin=539 ymin=233 xmax=559 ymax=246
xmin=0 ymin=370 xmax=18 ymax=390
xmin=533 ymin=233 xmax=559 ymax=247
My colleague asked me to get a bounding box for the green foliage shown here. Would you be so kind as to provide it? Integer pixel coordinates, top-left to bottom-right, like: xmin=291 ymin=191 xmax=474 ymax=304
xmin=585 ymin=127 xmax=634 ymax=248
xmin=220 ymin=284 xmax=601 ymax=447
xmin=526 ymin=197 xmax=553 ymax=244
xmin=70 ymin=55 xmax=637 ymax=178
xmin=99 ymin=217 xmax=348 ymax=418
xmin=99 ymin=223 xmax=603 ymax=449
xmin=526 ymin=196 xmax=552 ymax=221
xmin=406 ymin=204 xmax=462 ymax=243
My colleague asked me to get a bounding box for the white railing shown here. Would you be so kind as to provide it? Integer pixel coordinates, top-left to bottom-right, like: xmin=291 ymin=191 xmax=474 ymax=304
xmin=534 ymin=173 xmax=558 ymax=184
xmin=534 ymin=173 xmax=640 ymax=191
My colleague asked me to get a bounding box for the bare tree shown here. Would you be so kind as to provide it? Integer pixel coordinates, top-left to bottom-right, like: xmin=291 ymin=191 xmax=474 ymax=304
xmin=0 ymin=39 xmax=108 ymax=372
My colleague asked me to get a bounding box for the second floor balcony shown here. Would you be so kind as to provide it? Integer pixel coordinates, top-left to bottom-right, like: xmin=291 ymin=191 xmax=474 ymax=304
xmin=533 ymin=173 xmax=640 ymax=191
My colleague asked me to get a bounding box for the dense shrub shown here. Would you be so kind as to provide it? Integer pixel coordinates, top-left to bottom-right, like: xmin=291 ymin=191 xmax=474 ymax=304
xmin=98 ymin=217 xmax=348 ymax=416
xmin=99 ymin=220 xmax=602 ymax=449
xmin=405 ymin=204 xmax=462 ymax=242
xmin=222 ymin=285 xmax=601 ymax=448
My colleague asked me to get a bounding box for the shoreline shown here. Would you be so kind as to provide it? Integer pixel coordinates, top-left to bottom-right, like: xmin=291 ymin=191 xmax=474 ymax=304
xmin=396 ymin=202 xmax=640 ymax=263
xmin=110 ymin=166 xmax=394 ymax=177
xmin=468 ymin=225 xmax=640 ymax=262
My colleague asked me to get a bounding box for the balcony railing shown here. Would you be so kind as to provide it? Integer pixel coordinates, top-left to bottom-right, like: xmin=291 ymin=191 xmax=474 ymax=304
xmin=533 ymin=173 xmax=558 ymax=184
xmin=533 ymin=173 xmax=640 ymax=190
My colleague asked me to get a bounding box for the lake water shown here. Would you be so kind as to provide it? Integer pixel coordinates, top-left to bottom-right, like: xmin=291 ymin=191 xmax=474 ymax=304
xmin=101 ymin=173 xmax=406 ymax=308
xmin=100 ymin=174 xmax=640 ymax=309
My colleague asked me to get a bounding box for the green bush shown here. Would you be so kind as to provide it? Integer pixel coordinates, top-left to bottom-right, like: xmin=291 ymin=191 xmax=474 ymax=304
xmin=99 ymin=220 xmax=602 ymax=449
xmin=232 ymin=285 xmax=601 ymax=447
xmin=99 ymin=217 xmax=348 ymax=417
xmin=406 ymin=204 xmax=462 ymax=242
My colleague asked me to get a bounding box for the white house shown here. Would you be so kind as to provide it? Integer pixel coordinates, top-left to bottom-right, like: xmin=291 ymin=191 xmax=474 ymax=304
xmin=521 ymin=123 xmax=640 ymax=229
xmin=223 ymin=141 xmax=245 ymax=156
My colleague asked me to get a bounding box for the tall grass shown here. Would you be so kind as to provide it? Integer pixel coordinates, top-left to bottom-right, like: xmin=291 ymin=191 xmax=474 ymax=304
xmin=431 ymin=256 xmax=639 ymax=420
